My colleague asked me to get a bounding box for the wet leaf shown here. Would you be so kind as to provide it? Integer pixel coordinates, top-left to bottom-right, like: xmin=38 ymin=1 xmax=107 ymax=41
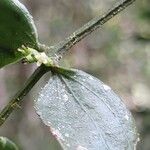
xmin=0 ymin=137 xmax=18 ymax=150
xmin=35 ymin=68 xmax=139 ymax=150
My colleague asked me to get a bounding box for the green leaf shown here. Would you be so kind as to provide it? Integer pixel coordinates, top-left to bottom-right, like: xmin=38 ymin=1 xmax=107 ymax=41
xmin=0 ymin=0 xmax=39 ymax=68
xmin=35 ymin=68 xmax=139 ymax=150
xmin=0 ymin=137 xmax=18 ymax=150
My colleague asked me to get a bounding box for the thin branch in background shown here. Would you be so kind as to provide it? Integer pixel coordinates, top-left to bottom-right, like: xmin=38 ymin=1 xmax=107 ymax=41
xmin=0 ymin=0 xmax=136 ymax=126
xmin=52 ymin=0 xmax=136 ymax=59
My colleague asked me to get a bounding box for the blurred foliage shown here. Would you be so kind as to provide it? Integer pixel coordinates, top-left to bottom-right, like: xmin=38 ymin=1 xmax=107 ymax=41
xmin=0 ymin=0 xmax=149 ymax=149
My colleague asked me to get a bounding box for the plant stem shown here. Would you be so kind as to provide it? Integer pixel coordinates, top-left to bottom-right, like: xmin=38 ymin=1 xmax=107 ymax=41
xmin=52 ymin=0 xmax=136 ymax=59
xmin=0 ymin=0 xmax=136 ymax=126
xmin=0 ymin=65 xmax=48 ymax=126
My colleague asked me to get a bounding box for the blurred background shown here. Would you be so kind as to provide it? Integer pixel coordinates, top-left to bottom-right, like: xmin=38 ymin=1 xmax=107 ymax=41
xmin=0 ymin=0 xmax=149 ymax=149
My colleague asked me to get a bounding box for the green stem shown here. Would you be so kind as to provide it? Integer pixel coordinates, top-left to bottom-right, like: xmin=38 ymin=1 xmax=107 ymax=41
xmin=0 ymin=0 xmax=136 ymax=126
xmin=0 ymin=65 xmax=48 ymax=126
xmin=52 ymin=0 xmax=136 ymax=59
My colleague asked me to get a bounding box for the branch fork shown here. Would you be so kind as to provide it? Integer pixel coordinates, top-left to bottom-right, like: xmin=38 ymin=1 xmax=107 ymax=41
xmin=0 ymin=0 xmax=136 ymax=126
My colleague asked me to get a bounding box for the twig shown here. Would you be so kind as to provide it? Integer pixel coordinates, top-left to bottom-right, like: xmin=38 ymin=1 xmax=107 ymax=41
xmin=52 ymin=0 xmax=136 ymax=58
xmin=0 ymin=65 xmax=48 ymax=126
xmin=0 ymin=0 xmax=136 ymax=126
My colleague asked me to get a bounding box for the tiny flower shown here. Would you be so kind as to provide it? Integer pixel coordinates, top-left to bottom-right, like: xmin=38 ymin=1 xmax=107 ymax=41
xmin=35 ymin=52 xmax=52 ymax=66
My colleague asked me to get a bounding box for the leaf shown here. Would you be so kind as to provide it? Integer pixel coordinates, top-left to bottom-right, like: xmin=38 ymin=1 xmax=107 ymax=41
xmin=35 ymin=68 xmax=139 ymax=150
xmin=0 ymin=137 xmax=18 ymax=150
xmin=0 ymin=0 xmax=39 ymax=68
